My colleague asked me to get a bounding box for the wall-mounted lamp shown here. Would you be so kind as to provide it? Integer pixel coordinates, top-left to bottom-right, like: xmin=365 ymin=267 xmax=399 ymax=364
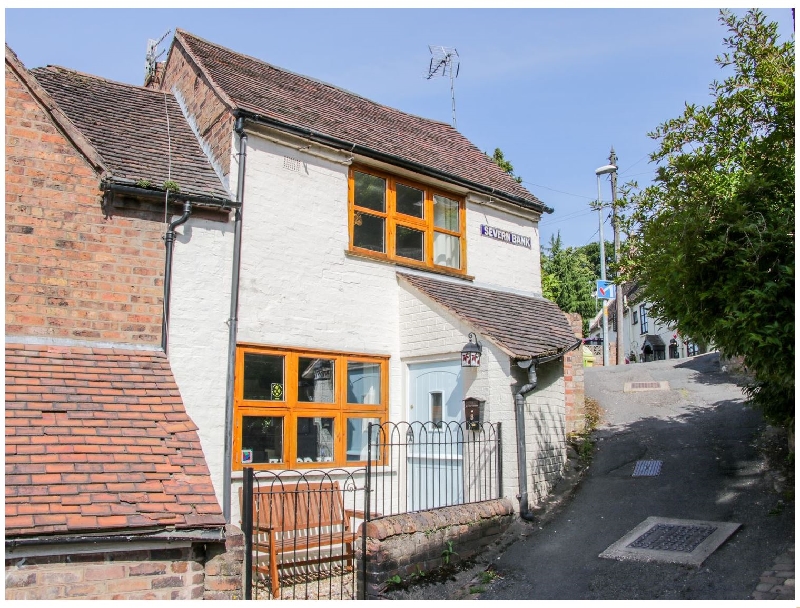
xmin=463 ymin=396 xmax=485 ymax=431
xmin=461 ymin=332 xmax=483 ymax=367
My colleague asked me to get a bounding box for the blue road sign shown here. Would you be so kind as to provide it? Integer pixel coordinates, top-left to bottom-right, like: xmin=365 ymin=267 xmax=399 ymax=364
xmin=597 ymin=280 xmax=616 ymax=300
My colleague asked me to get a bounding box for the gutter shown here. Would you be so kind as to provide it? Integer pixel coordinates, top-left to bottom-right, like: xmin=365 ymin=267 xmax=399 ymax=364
xmin=234 ymin=108 xmax=552 ymax=214
xmin=222 ymin=116 xmax=248 ymax=523
xmin=6 ymin=526 xmax=225 ymax=548
xmin=101 ymin=180 xmax=237 ymax=209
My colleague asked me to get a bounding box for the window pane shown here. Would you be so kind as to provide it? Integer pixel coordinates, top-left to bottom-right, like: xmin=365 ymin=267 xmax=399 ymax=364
xmin=346 ymin=418 xmax=380 ymax=462
xmin=430 ymin=392 xmax=443 ymax=427
xmin=396 ymin=183 xmax=424 ymax=218
xmin=347 ymin=362 xmax=381 ymax=405
xmin=243 ymin=353 xmax=284 ymax=401
xmin=297 ymin=417 xmax=335 ymax=462
xmin=297 ymin=357 xmax=335 ymax=403
xmin=353 ymin=212 xmax=385 ymax=253
xmin=242 ymin=416 xmax=283 ymax=464
xmin=354 ymin=171 xmax=385 ymax=212
xmin=433 ymin=195 xmax=459 ymax=231
xmin=433 ymin=232 xmax=461 ymax=269
xmin=395 ymin=225 xmax=424 ymax=261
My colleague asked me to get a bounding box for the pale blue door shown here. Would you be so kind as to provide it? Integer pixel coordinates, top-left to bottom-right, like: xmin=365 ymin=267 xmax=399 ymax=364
xmin=407 ymin=360 xmax=463 ymax=510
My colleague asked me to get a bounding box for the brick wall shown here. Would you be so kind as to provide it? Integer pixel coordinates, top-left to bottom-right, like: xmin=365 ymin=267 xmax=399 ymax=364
xmin=563 ymin=312 xmax=586 ymax=434
xmin=160 ymin=42 xmax=234 ymax=186
xmin=203 ymin=524 xmax=245 ymax=600
xmin=5 ymin=528 xmax=244 ymax=600
xmin=5 ymin=545 xmax=205 ymax=600
xmin=357 ymin=499 xmax=513 ymax=599
xmin=5 ymin=63 xmax=166 ymax=346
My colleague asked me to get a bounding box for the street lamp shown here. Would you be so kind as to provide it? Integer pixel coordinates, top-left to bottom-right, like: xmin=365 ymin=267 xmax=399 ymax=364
xmin=595 ymin=164 xmax=617 ymax=366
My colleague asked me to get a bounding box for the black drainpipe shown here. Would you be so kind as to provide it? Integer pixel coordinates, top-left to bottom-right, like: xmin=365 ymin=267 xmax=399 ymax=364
xmin=514 ymin=362 xmax=538 ymax=521
xmin=162 ymin=200 xmax=193 ymax=353
xmin=513 ymin=341 xmax=582 ymax=521
xmin=222 ymin=116 xmax=248 ymax=523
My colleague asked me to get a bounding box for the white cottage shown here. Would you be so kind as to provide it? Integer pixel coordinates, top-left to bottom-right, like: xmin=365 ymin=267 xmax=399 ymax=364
xmin=155 ymin=30 xmax=582 ymax=525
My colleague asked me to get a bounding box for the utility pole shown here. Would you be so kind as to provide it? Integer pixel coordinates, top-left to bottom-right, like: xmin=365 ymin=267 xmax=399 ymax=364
xmin=610 ymin=147 xmax=624 ymax=365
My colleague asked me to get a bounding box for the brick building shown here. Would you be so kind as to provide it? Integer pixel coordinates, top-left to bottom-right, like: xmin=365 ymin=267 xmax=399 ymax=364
xmin=4 ymin=45 xmax=240 ymax=600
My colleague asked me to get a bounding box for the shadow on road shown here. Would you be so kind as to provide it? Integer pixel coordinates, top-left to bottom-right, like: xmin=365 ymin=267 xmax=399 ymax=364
xmin=674 ymin=352 xmax=749 ymax=387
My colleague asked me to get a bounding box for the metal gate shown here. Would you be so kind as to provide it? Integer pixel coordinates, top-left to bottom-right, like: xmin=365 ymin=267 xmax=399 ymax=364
xmin=242 ymin=420 xmax=501 ymax=600
xmin=242 ymin=468 xmax=365 ymax=600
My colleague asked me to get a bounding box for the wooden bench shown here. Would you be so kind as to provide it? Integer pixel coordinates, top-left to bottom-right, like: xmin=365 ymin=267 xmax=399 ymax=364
xmin=240 ymin=481 xmax=364 ymax=598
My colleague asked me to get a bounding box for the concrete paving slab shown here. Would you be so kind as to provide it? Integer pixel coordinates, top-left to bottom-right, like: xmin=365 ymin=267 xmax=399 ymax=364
xmin=600 ymin=516 xmax=740 ymax=566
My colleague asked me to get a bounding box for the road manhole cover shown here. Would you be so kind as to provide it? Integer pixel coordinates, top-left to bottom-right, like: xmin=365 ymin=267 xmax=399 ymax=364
xmin=628 ymin=523 xmax=716 ymax=552
xmin=632 ymin=460 xmax=663 ymax=476
xmin=599 ymin=517 xmax=740 ymax=565
xmin=623 ymin=381 xmax=670 ymax=392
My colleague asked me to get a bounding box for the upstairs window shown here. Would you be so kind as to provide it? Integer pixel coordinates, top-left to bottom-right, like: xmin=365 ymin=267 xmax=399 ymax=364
xmin=349 ymin=167 xmax=466 ymax=273
xmin=639 ymin=305 xmax=649 ymax=334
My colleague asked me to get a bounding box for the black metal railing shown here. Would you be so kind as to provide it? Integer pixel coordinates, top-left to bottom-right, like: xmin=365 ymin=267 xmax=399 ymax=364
xmin=364 ymin=420 xmax=502 ymax=520
xmin=242 ymin=467 xmax=366 ymax=600
xmin=242 ymin=420 xmax=502 ymax=600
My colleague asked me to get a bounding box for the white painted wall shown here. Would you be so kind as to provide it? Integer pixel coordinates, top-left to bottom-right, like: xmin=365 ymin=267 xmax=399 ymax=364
xmin=398 ymin=284 xmax=567 ymax=510
xmin=466 ymin=198 xmax=541 ymax=296
xmin=169 ymin=127 xmax=561 ymax=523
xmin=168 ymin=215 xmax=234 ymax=504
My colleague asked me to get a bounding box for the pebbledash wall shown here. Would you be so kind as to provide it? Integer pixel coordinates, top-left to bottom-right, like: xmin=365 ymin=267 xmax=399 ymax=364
xmin=168 ymin=124 xmax=569 ymax=524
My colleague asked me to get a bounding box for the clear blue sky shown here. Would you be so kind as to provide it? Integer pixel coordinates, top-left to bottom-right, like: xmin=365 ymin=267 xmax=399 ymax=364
xmin=5 ymin=7 xmax=795 ymax=248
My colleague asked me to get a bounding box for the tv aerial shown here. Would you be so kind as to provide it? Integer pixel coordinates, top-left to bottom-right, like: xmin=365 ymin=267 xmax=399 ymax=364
xmin=426 ymin=45 xmax=460 ymax=130
xmin=145 ymin=30 xmax=172 ymax=84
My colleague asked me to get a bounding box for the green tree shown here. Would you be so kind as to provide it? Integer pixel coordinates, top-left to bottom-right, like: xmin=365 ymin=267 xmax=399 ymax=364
xmin=541 ymin=232 xmax=597 ymax=335
xmin=622 ymin=9 xmax=794 ymax=426
xmin=489 ymin=148 xmax=522 ymax=183
xmin=577 ymin=241 xmax=615 ymax=282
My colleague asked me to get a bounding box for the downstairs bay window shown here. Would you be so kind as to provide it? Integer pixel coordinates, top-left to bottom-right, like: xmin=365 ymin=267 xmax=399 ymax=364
xmin=233 ymin=345 xmax=388 ymax=470
xmin=349 ymin=166 xmax=466 ymax=274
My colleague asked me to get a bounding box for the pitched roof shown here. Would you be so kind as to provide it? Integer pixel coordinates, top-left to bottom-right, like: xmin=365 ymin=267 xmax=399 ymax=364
xmin=5 ymin=344 xmax=225 ymax=538
xmin=5 ymin=45 xmax=106 ymax=176
xmin=172 ymin=29 xmax=547 ymax=212
xmin=30 ymin=65 xmax=231 ymax=203
xmin=398 ymin=273 xmax=578 ymax=359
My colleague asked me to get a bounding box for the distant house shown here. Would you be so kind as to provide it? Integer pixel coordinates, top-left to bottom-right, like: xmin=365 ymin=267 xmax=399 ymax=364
xmin=152 ymin=29 xmax=584 ymax=523
xmin=5 ymin=45 xmax=239 ymax=600
xmin=588 ymin=282 xmax=702 ymax=363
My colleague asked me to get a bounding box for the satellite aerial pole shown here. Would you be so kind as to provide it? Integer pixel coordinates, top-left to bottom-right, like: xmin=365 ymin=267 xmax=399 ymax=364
xmin=144 ymin=30 xmax=171 ymax=84
xmin=427 ymin=45 xmax=460 ymax=129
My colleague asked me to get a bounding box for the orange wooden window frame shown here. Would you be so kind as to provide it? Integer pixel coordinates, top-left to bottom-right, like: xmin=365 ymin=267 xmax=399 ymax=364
xmin=348 ymin=166 xmax=468 ymax=275
xmin=233 ymin=344 xmax=389 ymax=470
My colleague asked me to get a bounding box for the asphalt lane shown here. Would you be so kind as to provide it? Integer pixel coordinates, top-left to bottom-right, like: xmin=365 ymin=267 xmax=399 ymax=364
xmin=481 ymin=352 xmax=794 ymax=600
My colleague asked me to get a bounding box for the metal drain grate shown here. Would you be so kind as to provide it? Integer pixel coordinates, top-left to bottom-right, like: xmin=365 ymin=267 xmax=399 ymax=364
xmin=599 ymin=517 xmax=741 ymax=565
xmin=624 ymin=381 xmax=670 ymax=392
xmin=631 ymin=382 xmax=661 ymax=389
xmin=628 ymin=523 xmax=717 ymax=553
xmin=633 ymin=460 xmax=663 ymax=476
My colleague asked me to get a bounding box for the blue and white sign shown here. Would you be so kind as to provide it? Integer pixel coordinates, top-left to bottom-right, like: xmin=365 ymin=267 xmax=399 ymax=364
xmin=480 ymin=225 xmax=532 ymax=249
xmin=596 ymin=280 xmax=616 ymax=300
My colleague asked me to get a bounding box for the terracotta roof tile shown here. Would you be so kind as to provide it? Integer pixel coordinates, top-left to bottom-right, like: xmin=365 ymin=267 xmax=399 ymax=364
xmin=29 ymin=66 xmax=230 ymax=202
xmin=399 ymin=273 xmax=578 ymax=359
xmin=5 ymin=344 xmax=225 ymax=538
xmin=174 ymin=29 xmax=546 ymax=212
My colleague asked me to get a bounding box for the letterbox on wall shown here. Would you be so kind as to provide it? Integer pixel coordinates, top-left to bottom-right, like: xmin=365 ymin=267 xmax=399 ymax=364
xmin=464 ymin=397 xmax=484 ymax=431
